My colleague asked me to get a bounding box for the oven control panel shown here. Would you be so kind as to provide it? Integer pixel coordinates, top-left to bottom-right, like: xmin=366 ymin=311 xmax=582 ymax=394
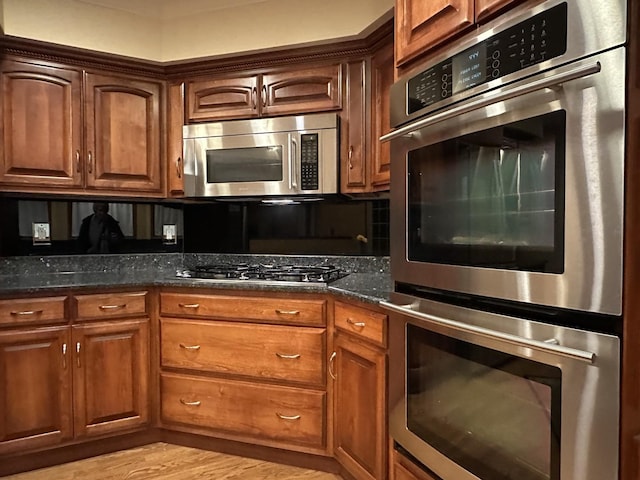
xmin=300 ymin=133 xmax=319 ymax=190
xmin=407 ymin=2 xmax=568 ymax=115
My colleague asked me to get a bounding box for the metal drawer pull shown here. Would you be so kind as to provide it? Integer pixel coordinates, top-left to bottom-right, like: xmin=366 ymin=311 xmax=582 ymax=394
xmin=329 ymin=351 xmax=337 ymax=380
xmin=276 ymin=413 xmax=301 ymax=420
xmin=62 ymin=343 xmax=67 ymax=369
xmin=178 ymin=303 xmax=200 ymax=308
xmin=10 ymin=310 xmax=43 ymax=316
xmin=76 ymin=342 xmax=81 ymax=368
xmin=346 ymin=318 xmax=366 ymax=328
xmin=275 ymin=309 xmax=300 ymax=315
xmin=179 ymin=399 xmax=201 ymax=406
xmin=179 ymin=343 xmax=201 ymax=351
xmin=99 ymin=304 xmax=126 ymax=310
xmin=276 ymin=353 xmax=301 ymax=359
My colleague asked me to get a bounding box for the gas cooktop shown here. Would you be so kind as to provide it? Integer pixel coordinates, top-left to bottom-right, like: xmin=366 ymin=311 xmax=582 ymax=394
xmin=176 ymin=263 xmax=348 ymax=287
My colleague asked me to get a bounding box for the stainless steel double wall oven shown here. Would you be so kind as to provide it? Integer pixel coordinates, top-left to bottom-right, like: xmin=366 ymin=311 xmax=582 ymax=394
xmin=382 ymin=1 xmax=626 ymax=479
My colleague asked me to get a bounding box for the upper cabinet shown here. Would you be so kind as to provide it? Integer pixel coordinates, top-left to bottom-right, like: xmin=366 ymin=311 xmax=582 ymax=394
xmin=186 ymin=64 xmax=342 ymax=123
xmin=395 ymin=0 xmax=520 ymax=69
xmin=0 ymin=58 xmax=164 ymax=197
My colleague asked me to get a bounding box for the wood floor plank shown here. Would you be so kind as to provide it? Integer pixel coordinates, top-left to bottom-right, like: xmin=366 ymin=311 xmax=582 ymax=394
xmin=2 ymin=443 xmax=343 ymax=480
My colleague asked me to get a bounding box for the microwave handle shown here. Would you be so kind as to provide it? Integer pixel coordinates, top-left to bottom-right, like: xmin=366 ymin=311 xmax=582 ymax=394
xmin=380 ymin=300 xmax=596 ymax=364
xmin=289 ymin=134 xmax=298 ymax=190
xmin=380 ymin=60 xmax=601 ymax=143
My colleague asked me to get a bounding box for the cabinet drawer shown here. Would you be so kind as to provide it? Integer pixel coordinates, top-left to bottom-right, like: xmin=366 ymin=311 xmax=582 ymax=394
xmin=160 ymin=292 xmax=326 ymax=326
xmin=0 ymin=297 xmax=67 ymax=326
xmin=161 ymin=373 xmax=325 ymax=449
xmin=334 ymin=301 xmax=386 ymax=347
xmin=161 ymin=319 xmax=325 ymax=386
xmin=74 ymin=291 xmax=147 ymax=320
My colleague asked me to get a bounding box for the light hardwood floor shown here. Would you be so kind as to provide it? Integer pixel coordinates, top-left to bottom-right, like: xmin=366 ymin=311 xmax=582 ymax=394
xmin=2 ymin=443 xmax=343 ymax=479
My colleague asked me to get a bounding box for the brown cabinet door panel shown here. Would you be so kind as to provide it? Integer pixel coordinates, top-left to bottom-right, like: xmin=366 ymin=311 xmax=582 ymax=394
xmin=0 ymin=61 xmax=82 ymax=188
xmin=341 ymin=60 xmax=367 ymax=192
xmin=370 ymin=43 xmax=394 ymax=190
xmin=84 ymin=73 xmax=161 ymax=193
xmin=161 ymin=372 xmax=325 ymax=449
xmin=396 ymin=0 xmax=474 ymax=66
xmin=333 ymin=334 xmax=386 ymax=480
xmin=475 ymin=0 xmax=518 ymax=21
xmin=0 ymin=296 xmax=67 ymax=327
xmin=186 ymin=76 xmax=258 ymax=122
xmin=72 ymin=319 xmax=149 ymax=438
xmin=161 ymin=318 xmax=325 ymax=386
xmin=167 ymin=82 xmax=185 ymax=196
xmin=74 ymin=291 xmax=148 ymax=321
xmin=261 ymin=64 xmax=342 ymax=117
xmin=0 ymin=326 xmax=72 ymax=454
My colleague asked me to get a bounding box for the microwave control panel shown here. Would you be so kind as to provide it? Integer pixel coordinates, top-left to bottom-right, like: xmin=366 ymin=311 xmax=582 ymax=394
xmin=407 ymin=2 xmax=568 ymax=115
xmin=300 ymin=133 xmax=319 ymax=190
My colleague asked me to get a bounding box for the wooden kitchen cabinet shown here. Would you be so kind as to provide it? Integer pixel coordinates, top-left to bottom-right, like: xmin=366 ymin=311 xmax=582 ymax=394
xmin=332 ymin=300 xmax=387 ymax=480
xmin=395 ymin=0 xmax=520 ymax=68
xmin=391 ymin=447 xmax=440 ymax=480
xmin=341 ymin=39 xmax=393 ymax=194
xmin=186 ymin=63 xmax=342 ymax=123
xmin=167 ymin=82 xmax=185 ymax=197
xmin=0 ymin=326 xmax=73 ymax=455
xmin=158 ymin=289 xmax=329 ymax=455
xmin=0 ymin=58 xmax=163 ymax=197
xmin=72 ymin=318 xmax=150 ymax=438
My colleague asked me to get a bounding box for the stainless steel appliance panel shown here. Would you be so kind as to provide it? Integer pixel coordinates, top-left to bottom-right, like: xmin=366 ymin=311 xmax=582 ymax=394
xmin=390 ymin=47 xmax=625 ymax=315
xmin=389 ymin=0 xmax=626 ymax=128
xmin=383 ymin=292 xmax=620 ymax=480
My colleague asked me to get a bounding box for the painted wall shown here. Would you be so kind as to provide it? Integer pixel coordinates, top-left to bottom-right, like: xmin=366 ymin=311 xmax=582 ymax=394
xmin=1 ymin=0 xmax=393 ymax=61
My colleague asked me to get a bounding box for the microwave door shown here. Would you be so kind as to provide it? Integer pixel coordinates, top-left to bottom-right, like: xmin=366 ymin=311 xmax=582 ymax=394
xmin=193 ymin=132 xmax=296 ymax=197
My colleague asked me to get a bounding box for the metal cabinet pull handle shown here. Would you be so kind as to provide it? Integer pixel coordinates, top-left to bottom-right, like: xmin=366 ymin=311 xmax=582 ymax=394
xmin=251 ymin=87 xmax=257 ymax=110
xmin=276 ymin=413 xmax=301 ymax=420
xmin=62 ymin=343 xmax=67 ymax=369
xmin=176 ymin=157 xmax=182 ymax=178
xmin=275 ymin=309 xmax=300 ymax=315
xmin=76 ymin=342 xmax=81 ymax=368
xmin=76 ymin=150 xmax=81 ymax=172
xmin=276 ymin=353 xmax=301 ymax=359
xmin=346 ymin=318 xmax=366 ymax=328
xmin=261 ymin=85 xmax=267 ymax=108
xmin=10 ymin=310 xmax=43 ymax=316
xmin=178 ymin=303 xmax=200 ymax=309
xmin=87 ymin=151 xmax=93 ymax=173
xmin=99 ymin=304 xmax=126 ymax=310
xmin=348 ymin=145 xmax=354 ymax=169
xmin=179 ymin=343 xmax=201 ymax=351
xmin=329 ymin=351 xmax=337 ymax=380
xmin=180 ymin=399 xmax=201 ymax=406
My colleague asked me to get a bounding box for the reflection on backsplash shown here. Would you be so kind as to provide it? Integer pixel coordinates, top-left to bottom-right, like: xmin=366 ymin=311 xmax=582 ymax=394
xmin=0 ymin=197 xmax=390 ymax=257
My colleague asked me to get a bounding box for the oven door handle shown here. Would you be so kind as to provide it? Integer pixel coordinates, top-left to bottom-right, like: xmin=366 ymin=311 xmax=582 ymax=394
xmin=380 ymin=301 xmax=596 ymax=364
xmin=380 ymin=60 xmax=602 ymax=143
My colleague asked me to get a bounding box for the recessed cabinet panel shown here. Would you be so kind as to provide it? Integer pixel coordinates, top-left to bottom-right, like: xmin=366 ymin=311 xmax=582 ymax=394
xmin=186 ymin=76 xmax=259 ymax=122
xmin=370 ymin=43 xmax=394 ymax=190
xmin=85 ymin=74 xmax=161 ymax=192
xmin=0 ymin=326 xmax=72 ymax=454
xmin=0 ymin=62 xmax=82 ymax=188
xmin=342 ymin=60 xmax=367 ymax=191
xmin=476 ymin=0 xmax=518 ymax=21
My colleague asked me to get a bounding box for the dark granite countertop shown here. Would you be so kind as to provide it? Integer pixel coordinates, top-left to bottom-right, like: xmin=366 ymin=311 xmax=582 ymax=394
xmin=0 ymin=254 xmax=393 ymax=305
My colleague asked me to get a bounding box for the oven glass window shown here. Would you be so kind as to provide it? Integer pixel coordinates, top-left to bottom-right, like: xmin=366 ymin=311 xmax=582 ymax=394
xmin=206 ymin=146 xmax=283 ymax=183
xmin=406 ymin=324 xmax=561 ymax=480
xmin=407 ymin=111 xmax=565 ymax=272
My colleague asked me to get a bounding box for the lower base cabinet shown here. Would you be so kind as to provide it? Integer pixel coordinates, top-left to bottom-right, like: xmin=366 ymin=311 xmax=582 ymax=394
xmin=161 ymin=372 xmax=326 ymax=449
xmin=391 ymin=448 xmax=440 ymax=480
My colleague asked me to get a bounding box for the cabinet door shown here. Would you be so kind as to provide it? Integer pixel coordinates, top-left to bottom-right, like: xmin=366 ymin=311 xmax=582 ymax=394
xmin=333 ymin=333 xmax=386 ymax=480
xmin=84 ymin=73 xmax=162 ymax=194
xmin=72 ymin=319 xmax=149 ymax=438
xmin=341 ymin=60 xmax=368 ymax=192
xmin=395 ymin=0 xmax=474 ymax=67
xmin=475 ymin=0 xmax=518 ymax=21
xmin=0 ymin=326 xmax=72 ymax=454
xmin=167 ymin=82 xmax=185 ymax=197
xmin=261 ymin=64 xmax=342 ymax=117
xmin=0 ymin=60 xmax=82 ymax=189
xmin=370 ymin=43 xmax=394 ymax=190
xmin=186 ymin=75 xmax=259 ymax=122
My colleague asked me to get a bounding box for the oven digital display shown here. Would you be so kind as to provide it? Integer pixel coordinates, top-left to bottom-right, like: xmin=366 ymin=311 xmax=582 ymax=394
xmin=407 ymin=2 xmax=568 ymax=114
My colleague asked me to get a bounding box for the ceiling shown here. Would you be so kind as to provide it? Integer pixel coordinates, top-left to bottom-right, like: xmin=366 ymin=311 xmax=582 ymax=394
xmin=76 ymin=0 xmax=269 ymax=19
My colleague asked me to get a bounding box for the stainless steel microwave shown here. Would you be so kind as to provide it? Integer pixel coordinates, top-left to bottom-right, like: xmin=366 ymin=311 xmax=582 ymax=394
xmin=182 ymin=113 xmax=339 ymax=199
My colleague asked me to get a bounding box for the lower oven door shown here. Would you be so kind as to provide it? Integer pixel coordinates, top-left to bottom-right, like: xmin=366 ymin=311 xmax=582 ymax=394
xmin=388 ymin=47 xmax=625 ymax=315
xmin=383 ymin=293 xmax=620 ymax=480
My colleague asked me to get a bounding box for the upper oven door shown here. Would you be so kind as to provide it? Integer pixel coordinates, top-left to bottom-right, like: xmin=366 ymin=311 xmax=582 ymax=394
xmin=389 ymin=47 xmax=625 ymax=315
